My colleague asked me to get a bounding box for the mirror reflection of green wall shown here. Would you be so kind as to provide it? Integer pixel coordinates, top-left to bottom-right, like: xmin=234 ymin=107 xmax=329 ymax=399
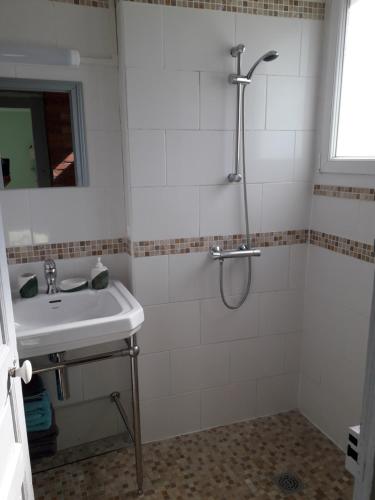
xmin=0 ymin=108 xmax=38 ymax=189
xmin=0 ymin=78 xmax=88 ymax=189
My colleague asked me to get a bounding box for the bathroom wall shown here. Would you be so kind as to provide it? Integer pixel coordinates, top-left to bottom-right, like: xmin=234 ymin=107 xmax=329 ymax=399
xmin=300 ymin=173 xmax=375 ymax=449
xmin=0 ymin=0 xmax=133 ymax=448
xmin=118 ymin=0 xmax=323 ymax=442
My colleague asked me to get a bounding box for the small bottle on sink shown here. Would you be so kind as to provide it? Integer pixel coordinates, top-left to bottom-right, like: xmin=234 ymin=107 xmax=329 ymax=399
xmin=91 ymin=257 xmax=109 ymax=290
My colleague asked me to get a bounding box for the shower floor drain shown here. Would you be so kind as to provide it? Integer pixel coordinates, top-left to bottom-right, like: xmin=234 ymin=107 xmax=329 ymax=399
xmin=275 ymin=473 xmax=303 ymax=494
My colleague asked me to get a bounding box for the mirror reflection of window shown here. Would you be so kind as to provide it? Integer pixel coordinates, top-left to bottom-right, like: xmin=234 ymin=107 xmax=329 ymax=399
xmin=0 ymin=89 xmax=76 ymax=189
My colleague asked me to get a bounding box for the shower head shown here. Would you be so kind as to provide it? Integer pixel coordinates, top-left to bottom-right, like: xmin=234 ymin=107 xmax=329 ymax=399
xmin=246 ymin=50 xmax=279 ymax=80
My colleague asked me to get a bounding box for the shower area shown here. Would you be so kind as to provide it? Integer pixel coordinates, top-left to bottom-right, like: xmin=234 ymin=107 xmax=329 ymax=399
xmin=115 ymin=0 xmax=371 ymax=492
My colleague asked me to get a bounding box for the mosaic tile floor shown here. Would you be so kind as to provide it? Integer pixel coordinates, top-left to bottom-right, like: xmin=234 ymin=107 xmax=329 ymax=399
xmin=32 ymin=411 xmax=354 ymax=499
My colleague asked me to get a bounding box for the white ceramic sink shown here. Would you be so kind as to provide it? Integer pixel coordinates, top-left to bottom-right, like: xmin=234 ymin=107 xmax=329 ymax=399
xmin=13 ymin=280 xmax=144 ymax=358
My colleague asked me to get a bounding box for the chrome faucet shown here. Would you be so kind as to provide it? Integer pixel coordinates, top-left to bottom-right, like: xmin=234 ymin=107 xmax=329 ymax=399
xmin=44 ymin=259 xmax=59 ymax=294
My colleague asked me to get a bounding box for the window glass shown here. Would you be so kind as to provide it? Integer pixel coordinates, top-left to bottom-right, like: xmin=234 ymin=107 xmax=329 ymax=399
xmin=335 ymin=0 xmax=375 ymax=158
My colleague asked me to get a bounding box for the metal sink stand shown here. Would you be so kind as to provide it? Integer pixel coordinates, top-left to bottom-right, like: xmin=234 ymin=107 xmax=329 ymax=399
xmin=31 ymin=334 xmax=144 ymax=495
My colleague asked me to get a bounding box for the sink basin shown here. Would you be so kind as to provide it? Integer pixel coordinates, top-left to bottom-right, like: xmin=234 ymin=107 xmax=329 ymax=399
xmin=13 ymin=280 xmax=144 ymax=358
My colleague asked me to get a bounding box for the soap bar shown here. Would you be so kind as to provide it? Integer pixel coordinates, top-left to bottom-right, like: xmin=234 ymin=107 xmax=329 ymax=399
xmin=59 ymin=278 xmax=88 ymax=293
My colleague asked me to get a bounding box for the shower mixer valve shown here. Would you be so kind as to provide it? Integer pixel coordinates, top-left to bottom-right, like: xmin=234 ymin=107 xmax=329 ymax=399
xmin=209 ymin=245 xmax=261 ymax=260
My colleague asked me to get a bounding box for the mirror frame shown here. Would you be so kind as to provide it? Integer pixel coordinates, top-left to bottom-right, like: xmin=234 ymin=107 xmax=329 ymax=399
xmin=0 ymin=77 xmax=88 ymax=188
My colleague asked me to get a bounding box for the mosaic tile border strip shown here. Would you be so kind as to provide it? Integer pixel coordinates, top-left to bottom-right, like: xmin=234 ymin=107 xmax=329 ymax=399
xmin=50 ymin=0 xmax=109 ymax=7
xmin=314 ymin=184 xmax=375 ymax=201
xmin=6 ymin=238 xmax=129 ymax=265
xmin=5 ymin=231 xmax=307 ymax=264
xmin=125 ymin=0 xmax=325 ymax=20
xmin=50 ymin=0 xmax=325 ymax=18
xmin=7 ymin=229 xmax=373 ymax=264
xmin=310 ymin=229 xmax=374 ymax=263
xmin=132 ymin=229 xmax=309 ymax=257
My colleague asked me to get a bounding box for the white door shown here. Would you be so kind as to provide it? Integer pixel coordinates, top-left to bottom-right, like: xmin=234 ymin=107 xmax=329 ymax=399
xmin=0 ymin=202 xmax=34 ymax=500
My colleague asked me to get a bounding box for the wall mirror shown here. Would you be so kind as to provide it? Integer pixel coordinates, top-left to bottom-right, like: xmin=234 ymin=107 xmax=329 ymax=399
xmin=0 ymin=78 xmax=88 ymax=189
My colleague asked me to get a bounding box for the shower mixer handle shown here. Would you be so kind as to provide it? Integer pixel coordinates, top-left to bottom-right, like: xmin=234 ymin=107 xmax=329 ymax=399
xmin=209 ymin=245 xmax=261 ymax=260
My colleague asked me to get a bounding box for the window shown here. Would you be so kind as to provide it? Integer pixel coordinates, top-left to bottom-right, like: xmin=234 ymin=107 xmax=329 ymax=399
xmin=319 ymin=0 xmax=375 ymax=174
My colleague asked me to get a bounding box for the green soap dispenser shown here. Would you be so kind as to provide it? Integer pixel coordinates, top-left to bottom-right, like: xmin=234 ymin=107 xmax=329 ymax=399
xmin=91 ymin=257 xmax=109 ymax=290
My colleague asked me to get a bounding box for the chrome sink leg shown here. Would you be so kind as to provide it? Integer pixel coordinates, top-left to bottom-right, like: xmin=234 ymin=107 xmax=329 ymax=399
xmin=129 ymin=334 xmax=143 ymax=495
xmin=49 ymin=352 xmax=70 ymax=401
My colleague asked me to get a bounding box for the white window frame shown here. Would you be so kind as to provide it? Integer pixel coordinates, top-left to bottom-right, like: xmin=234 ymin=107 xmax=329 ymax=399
xmin=318 ymin=0 xmax=375 ymax=175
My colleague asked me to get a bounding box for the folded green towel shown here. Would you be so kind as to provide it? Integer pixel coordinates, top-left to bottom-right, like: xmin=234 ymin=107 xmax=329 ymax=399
xmin=25 ymin=391 xmax=52 ymax=432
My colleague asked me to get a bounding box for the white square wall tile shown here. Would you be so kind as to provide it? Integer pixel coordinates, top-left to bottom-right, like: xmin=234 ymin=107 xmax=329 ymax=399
xmin=54 ymin=2 xmax=116 ymax=59
xmin=200 ymin=73 xmax=266 ymax=130
xmin=56 ymin=399 xmax=120 ymax=449
xmin=244 ymin=75 xmax=267 ymax=130
xmin=300 ymin=20 xmax=323 ymax=77
xmin=126 ymin=68 xmax=199 ymax=129
xmin=171 ymin=344 xmax=229 ymax=394
xmin=140 ymin=392 xmax=201 ymax=442
xmin=87 ymin=131 xmax=123 ymax=188
xmin=289 ymin=244 xmax=307 ymax=289
xmin=201 ymin=381 xmax=256 ymax=428
xmin=29 ymin=188 xmax=111 ymax=244
xmin=139 ymin=301 xmax=201 ymax=354
xmin=0 ymin=190 xmax=32 ymax=246
xmin=133 ymin=255 xmax=168 ymax=306
xmin=119 ymin=2 xmax=163 ymax=69
xmin=236 ymin=14 xmax=302 ymax=76
xmin=201 ymin=294 xmax=259 ymax=344
xmin=164 ymin=8 xmax=235 ymax=72
xmin=245 ymin=131 xmax=295 ymax=183
xmin=0 ymin=0 xmax=56 ymax=46
xmin=261 ymin=182 xmax=311 ymax=232
xmin=294 ymin=131 xmax=315 ymax=182
xmin=251 ymin=246 xmax=290 ymax=292
xmin=200 ymin=72 xmax=236 ymax=130
xmin=266 ymin=76 xmax=318 ymax=130
xmin=227 ymin=246 xmax=289 ymax=297
xmin=132 ymin=186 xmax=199 ymax=240
xmin=169 ymin=253 xmax=219 ymax=301
xmin=310 ymin=196 xmax=359 ymax=242
xmin=129 ymin=130 xmax=166 ymax=187
xmin=104 ymin=187 xmax=127 ymax=238
xmin=257 ymin=373 xmax=298 ymax=416
xmin=284 ymin=332 xmax=301 ymax=373
xmin=82 ymin=357 xmax=130 ymax=400
xmin=83 ymin=66 xmax=121 ymax=132
xmin=139 ymin=351 xmax=171 ymax=400
xmin=199 ymin=184 xmax=262 ymax=236
xmin=357 ymin=201 xmax=375 ymax=244
xmin=166 ymin=130 xmax=234 ymax=186
xmin=230 ymin=335 xmax=285 ymax=382
xmin=259 ymin=290 xmax=303 ymax=336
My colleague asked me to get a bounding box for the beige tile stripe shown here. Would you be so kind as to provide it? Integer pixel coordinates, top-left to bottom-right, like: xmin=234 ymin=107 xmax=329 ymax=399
xmin=5 ymin=229 xmax=374 ymax=264
xmin=124 ymin=0 xmax=325 ymax=19
xmin=50 ymin=0 xmax=325 ymax=19
xmin=132 ymin=229 xmax=308 ymax=257
xmin=309 ymin=229 xmax=374 ymax=263
xmin=6 ymin=231 xmax=307 ymax=264
xmin=6 ymin=238 xmax=130 ymax=265
xmin=50 ymin=0 xmax=110 ymax=7
xmin=314 ymin=184 xmax=375 ymax=201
